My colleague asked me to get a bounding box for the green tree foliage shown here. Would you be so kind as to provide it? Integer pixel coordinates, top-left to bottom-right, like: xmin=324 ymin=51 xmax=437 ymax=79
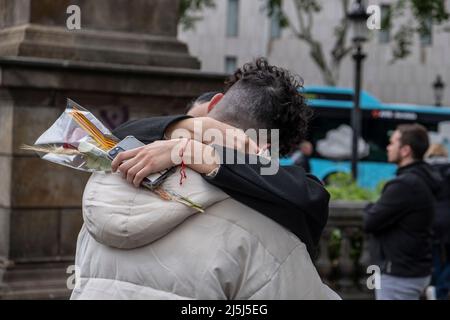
xmin=179 ymin=0 xmax=216 ymax=31
xmin=325 ymin=172 xmax=385 ymax=202
xmin=327 ymin=228 xmax=342 ymax=265
xmin=388 ymin=0 xmax=449 ymax=62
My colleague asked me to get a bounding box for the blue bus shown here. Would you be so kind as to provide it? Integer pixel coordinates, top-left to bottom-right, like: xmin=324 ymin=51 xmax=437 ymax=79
xmin=281 ymin=86 xmax=450 ymax=189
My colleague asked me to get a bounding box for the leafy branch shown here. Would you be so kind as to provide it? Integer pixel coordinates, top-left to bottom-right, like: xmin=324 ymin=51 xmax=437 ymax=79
xmin=179 ymin=0 xmax=216 ymax=31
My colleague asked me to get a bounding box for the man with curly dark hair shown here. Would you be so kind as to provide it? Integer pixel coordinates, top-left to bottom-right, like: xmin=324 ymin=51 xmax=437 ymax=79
xmin=111 ymin=58 xmax=329 ymax=259
xmin=208 ymin=58 xmax=312 ymax=155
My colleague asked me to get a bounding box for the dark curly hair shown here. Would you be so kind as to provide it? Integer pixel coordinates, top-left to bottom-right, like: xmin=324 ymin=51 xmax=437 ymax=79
xmin=213 ymin=57 xmax=312 ymax=155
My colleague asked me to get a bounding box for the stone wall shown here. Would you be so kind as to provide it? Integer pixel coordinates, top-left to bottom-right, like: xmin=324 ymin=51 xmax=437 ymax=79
xmin=0 ymin=57 xmax=226 ymax=299
xmin=0 ymin=0 xmax=227 ymax=299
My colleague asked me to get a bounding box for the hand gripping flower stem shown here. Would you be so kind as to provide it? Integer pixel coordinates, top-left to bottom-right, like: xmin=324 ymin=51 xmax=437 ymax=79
xmin=110 ymin=138 xmax=220 ymax=213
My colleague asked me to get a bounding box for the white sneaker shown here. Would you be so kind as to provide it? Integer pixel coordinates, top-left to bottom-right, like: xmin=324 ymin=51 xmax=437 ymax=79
xmin=425 ymin=286 xmax=437 ymax=300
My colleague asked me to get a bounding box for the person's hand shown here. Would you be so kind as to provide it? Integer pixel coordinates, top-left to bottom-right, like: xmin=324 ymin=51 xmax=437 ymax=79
xmin=111 ymin=139 xmax=184 ymax=187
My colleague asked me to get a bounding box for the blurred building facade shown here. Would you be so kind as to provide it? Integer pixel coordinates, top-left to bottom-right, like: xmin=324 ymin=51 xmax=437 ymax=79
xmin=179 ymin=0 xmax=450 ymax=106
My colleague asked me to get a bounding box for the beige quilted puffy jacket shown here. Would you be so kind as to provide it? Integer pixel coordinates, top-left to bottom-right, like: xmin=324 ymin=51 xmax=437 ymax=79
xmin=71 ymin=169 xmax=340 ymax=300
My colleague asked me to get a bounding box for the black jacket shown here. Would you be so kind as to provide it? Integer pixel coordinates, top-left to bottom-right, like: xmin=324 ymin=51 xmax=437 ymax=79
xmin=429 ymin=161 xmax=450 ymax=244
xmin=364 ymin=161 xmax=443 ymax=277
xmin=112 ymin=115 xmax=330 ymax=257
xmin=288 ymin=150 xmax=311 ymax=173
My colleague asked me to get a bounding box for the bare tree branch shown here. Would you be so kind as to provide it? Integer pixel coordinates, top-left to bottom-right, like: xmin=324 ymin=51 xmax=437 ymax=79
xmin=290 ymin=0 xmax=335 ymax=84
xmin=293 ymin=0 xmax=308 ymax=37
xmin=306 ymin=8 xmax=314 ymax=35
xmin=331 ymin=0 xmax=350 ymax=61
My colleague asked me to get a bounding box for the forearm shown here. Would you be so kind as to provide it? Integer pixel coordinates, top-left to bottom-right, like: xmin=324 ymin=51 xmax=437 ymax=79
xmin=180 ymin=139 xmax=220 ymax=175
xmin=165 ymin=117 xmax=258 ymax=154
xmin=363 ymin=182 xmax=409 ymax=233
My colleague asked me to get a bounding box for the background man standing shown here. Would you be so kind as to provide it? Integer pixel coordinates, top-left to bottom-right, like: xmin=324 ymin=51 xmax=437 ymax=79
xmin=425 ymin=144 xmax=450 ymax=300
xmin=364 ymin=124 xmax=442 ymax=300
xmin=288 ymin=140 xmax=314 ymax=173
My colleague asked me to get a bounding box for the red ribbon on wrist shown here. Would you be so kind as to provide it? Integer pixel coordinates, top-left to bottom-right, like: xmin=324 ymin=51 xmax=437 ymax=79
xmin=179 ymin=138 xmax=190 ymax=185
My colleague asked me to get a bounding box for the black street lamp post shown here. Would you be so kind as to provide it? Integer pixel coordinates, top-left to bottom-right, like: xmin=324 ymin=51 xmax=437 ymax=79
xmin=351 ymin=46 xmax=366 ymax=181
xmin=347 ymin=0 xmax=370 ymax=181
xmin=433 ymin=75 xmax=445 ymax=107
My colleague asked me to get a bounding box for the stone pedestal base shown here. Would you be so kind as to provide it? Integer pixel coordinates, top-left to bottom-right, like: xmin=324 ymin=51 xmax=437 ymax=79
xmin=0 ymin=261 xmax=72 ymax=300
xmin=0 ymin=24 xmax=200 ymax=69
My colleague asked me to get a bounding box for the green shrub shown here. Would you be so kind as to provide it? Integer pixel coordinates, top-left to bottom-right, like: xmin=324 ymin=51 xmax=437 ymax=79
xmin=325 ymin=172 xmax=385 ymax=202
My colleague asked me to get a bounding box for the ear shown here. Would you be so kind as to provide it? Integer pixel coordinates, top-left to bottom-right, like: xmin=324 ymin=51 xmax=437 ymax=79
xmin=401 ymin=145 xmax=412 ymax=159
xmin=207 ymin=93 xmax=224 ymax=113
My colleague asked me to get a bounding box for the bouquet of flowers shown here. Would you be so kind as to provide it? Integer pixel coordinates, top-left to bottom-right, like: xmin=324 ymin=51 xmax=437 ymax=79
xmin=23 ymin=99 xmax=204 ymax=212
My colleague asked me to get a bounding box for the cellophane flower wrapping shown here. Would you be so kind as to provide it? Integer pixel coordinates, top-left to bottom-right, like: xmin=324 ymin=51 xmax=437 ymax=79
xmin=25 ymin=99 xmax=204 ymax=212
xmin=31 ymin=99 xmax=118 ymax=172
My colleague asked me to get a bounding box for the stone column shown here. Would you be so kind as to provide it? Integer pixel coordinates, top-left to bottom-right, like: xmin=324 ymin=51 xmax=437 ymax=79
xmin=0 ymin=0 xmax=200 ymax=68
xmin=0 ymin=0 xmax=224 ymax=299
